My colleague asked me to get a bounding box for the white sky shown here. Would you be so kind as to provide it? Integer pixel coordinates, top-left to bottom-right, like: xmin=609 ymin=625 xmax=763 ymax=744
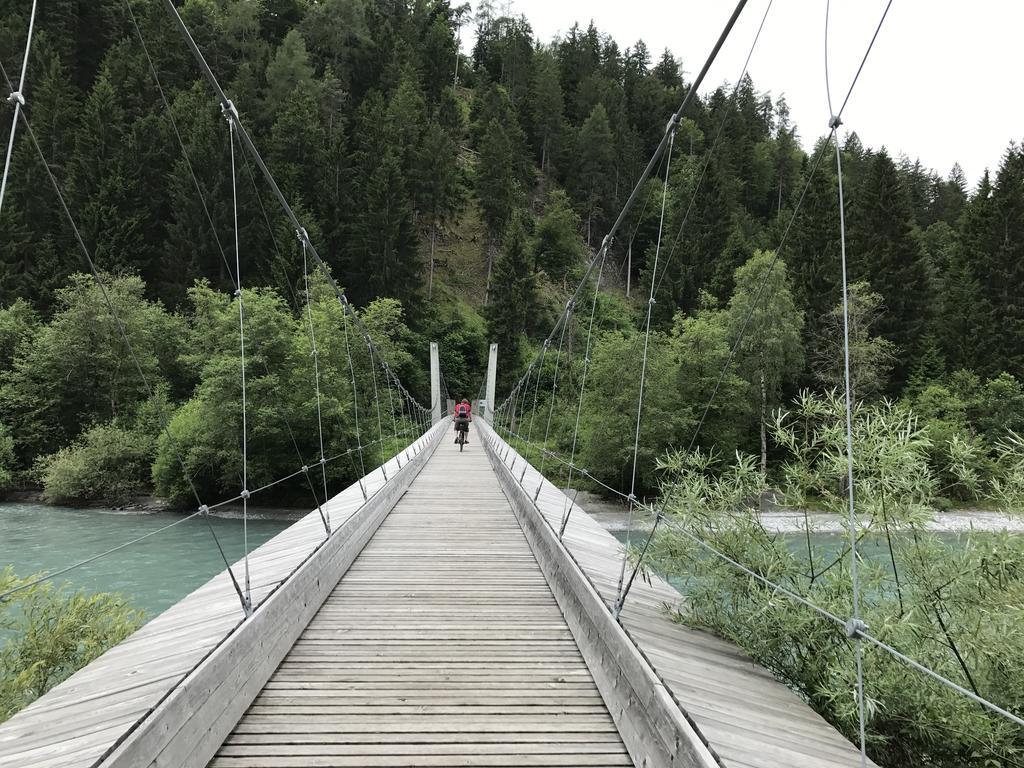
xmin=465 ymin=1 xmax=1024 ymax=189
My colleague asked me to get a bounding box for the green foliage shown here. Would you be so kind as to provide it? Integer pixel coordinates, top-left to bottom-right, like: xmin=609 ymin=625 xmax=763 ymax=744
xmin=0 ymin=299 xmax=39 ymax=373
xmin=475 ymin=117 xmax=521 ymax=241
xmin=155 ymin=281 xmax=306 ymax=503
xmin=36 ymin=423 xmax=154 ymax=505
xmin=487 ymin=215 xmax=536 ymax=394
xmin=0 ymin=274 xmax=184 ymax=467
xmin=0 ymin=568 xmax=144 ymax=723
xmin=648 ymin=392 xmax=1024 ymax=767
xmin=572 ymin=103 xmax=616 ymax=244
xmin=724 ymin=251 xmax=804 ymax=469
xmin=848 ymin=150 xmax=932 ymax=385
xmin=0 ymin=422 xmax=14 ymax=492
xmin=531 ymin=189 xmax=585 ymax=280
xmin=812 ymin=282 xmax=897 ymax=404
xmin=578 ymin=303 xmax=750 ymax=493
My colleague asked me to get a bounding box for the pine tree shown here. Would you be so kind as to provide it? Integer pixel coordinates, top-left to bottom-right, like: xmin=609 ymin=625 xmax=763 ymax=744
xmin=416 ymin=121 xmax=463 ymax=299
xmin=528 ymin=48 xmax=564 ymax=173
xmin=487 ymin=214 xmax=535 ymax=393
xmin=475 ymin=118 xmax=521 ymax=303
xmin=848 ymin=149 xmax=931 ymax=386
xmin=978 ymin=144 xmax=1024 ymax=376
xmin=264 ymin=29 xmax=316 ymax=118
xmin=573 ymin=103 xmax=615 ymax=245
xmin=531 ymin=189 xmax=585 ymax=279
xmin=66 ymin=73 xmax=147 ymax=276
xmin=346 ymin=150 xmax=419 ymax=308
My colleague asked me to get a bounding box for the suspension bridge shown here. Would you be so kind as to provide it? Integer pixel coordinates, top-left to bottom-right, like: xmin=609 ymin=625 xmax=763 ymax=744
xmin=2 ymin=0 xmax=1021 ymax=766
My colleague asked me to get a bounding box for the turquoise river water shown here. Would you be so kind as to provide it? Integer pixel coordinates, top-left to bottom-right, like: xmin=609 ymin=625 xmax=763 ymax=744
xmin=0 ymin=502 xmax=295 ymax=619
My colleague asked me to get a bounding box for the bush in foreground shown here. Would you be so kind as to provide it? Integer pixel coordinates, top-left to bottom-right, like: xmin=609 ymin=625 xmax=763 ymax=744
xmin=0 ymin=567 xmax=144 ymax=722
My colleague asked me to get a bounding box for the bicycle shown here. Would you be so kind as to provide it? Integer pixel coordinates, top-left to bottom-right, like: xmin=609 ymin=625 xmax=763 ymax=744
xmin=456 ymin=428 xmax=466 ymax=452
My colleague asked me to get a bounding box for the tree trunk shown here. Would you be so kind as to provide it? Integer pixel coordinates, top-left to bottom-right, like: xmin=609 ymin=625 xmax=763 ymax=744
xmin=626 ymin=241 xmax=632 ymax=298
xmin=760 ymin=371 xmax=768 ymax=514
xmin=760 ymin=371 xmax=767 ymax=474
xmin=428 ymin=222 xmax=436 ymax=300
xmin=484 ymin=238 xmax=493 ymax=306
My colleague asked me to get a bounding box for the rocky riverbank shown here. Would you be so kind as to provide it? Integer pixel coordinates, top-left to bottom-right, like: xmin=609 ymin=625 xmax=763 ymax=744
xmin=569 ymin=489 xmax=1024 ymax=534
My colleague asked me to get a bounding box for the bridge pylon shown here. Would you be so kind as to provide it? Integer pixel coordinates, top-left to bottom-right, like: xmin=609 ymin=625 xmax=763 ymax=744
xmin=484 ymin=342 xmax=498 ymax=422
xmin=429 ymin=341 xmax=441 ymax=424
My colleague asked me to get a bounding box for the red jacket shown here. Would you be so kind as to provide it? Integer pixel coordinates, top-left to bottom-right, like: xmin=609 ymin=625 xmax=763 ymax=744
xmin=454 ymin=402 xmax=472 ymax=418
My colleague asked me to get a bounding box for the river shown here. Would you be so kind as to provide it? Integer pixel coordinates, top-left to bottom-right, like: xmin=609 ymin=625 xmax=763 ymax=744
xmin=0 ymin=502 xmax=296 ymax=619
xmin=2 ymin=495 xmax=1021 ymax=623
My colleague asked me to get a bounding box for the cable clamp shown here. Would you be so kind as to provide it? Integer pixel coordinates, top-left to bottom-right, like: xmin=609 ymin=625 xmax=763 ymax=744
xmin=319 ymin=457 xmax=327 ymax=465
xmin=301 ymin=465 xmax=309 ymax=473
xmin=7 ymin=91 xmax=25 ymax=107
xmin=649 ymin=297 xmax=656 ymax=305
xmin=627 ymin=493 xmax=638 ymax=503
xmin=829 ymin=114 xmax=843 ymax=130
xmin=233 ymin=288 xmax=242 ymax=299
xmin=240 ymin=489 xmax=250 ymax=500
xmin=296 ymin=226 xmax=309 ymax=243
xmin=665 ymin=113 xmax=680 ymax=134
xmin=221 ymin=99 xmax=239 ymax=124
xmin=542 ymin=339 xmax=551 ymax=349
xmin=198 ymin=504 xmax=210 ymax=516
xmin=845 ymin=617 xmax=867 ymax=639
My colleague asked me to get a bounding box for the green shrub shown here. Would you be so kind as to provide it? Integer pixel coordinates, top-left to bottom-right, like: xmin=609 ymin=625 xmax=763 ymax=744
xmin=0 ymin=567 xmax=144 ymax=722
xmin=0 ymin=422 xmax=13 ymax=491
xmin=648 ymin=392 xmax=1024 ymax=767
xmin=36 ymin=423 xmax=153 ymax=504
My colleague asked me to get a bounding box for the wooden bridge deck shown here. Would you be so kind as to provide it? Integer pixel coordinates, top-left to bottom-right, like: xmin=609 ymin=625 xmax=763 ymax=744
xmin=0 ymin=418 xmax=875 ymax=768
xmin=209 ymin=424 xmax=632 ymax=767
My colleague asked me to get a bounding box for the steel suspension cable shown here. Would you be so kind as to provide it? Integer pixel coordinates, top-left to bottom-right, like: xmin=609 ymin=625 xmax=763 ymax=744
xmin=228 ymin=116 xmax=253 ymax=615
xmin=0 ymin=0 xmax=37 ymax=216
xmin=367 ymin=341 xmax=388 ymax=479
xmin=525 ymin=341 xmax=550 ymax=456
xmin=301 ymin=240 xmax=332 ymax=533
xmin=536 ymin=301 xmax=572 ymax=487
xmin=340 ymin=301 xmax=368 ymax=498
xmin=824 ymin=0 xmax=893 ymax=760
xmin=614 ymin=127 xmax=675 ymax=613
xmin=832 ymin=115 xmax=866 ymax=765
xmin=560 ymin=253 xmax=607 ymax=538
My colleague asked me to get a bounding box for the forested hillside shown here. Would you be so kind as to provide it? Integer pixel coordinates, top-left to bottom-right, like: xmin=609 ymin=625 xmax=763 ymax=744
xmin=1 ymin=0 xmax=1023 ymax=505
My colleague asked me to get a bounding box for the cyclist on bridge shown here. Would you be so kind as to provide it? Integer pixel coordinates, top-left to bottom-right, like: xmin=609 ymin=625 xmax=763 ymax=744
xmin=453 ymin=398 xmax=472 ymax=444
